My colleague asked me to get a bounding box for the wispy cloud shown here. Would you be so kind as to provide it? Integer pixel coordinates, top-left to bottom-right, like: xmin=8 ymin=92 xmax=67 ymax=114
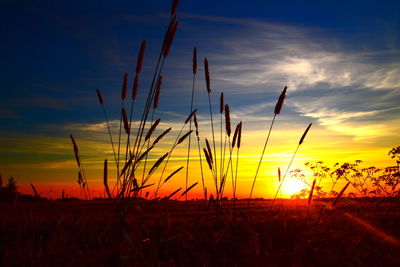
xmin=170 ymin=13 xmax=400 ymax=143
xmin=179 ymin=13 xmax=400 ymax=92
xmin=292 ymin=101 xmax=400 ymax=140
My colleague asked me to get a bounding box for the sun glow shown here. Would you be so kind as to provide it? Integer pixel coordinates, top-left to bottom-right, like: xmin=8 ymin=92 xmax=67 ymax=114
xmin=281 ymin=178 xmax=305 ymax=198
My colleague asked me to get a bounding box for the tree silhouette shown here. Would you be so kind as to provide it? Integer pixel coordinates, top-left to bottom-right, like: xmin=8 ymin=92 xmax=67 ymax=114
xmin=0 ymin=176 xmax=20 ymax=201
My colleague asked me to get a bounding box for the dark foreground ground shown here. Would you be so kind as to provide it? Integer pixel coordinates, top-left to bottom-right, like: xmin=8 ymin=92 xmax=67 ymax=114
xmin=2 ymin=199 xmax=400 ymax=266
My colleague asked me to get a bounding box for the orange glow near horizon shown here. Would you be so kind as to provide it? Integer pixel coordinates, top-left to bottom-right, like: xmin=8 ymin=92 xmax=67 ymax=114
xmin=2 ymin=113 xmax=398 ymax=200
xmin=10 ymin=137 xmax=397 ymax=200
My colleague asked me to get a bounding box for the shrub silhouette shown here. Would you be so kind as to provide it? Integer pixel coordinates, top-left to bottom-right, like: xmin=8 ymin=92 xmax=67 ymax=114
xmin=0 ymin=176 xmax=21 ymax=201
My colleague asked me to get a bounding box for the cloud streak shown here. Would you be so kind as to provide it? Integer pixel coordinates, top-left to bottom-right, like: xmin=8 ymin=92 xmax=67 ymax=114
xmin=169 ymin=13 xmax=400 ymax=142
xmin=180 ymin=13 xmax=400 ymax=92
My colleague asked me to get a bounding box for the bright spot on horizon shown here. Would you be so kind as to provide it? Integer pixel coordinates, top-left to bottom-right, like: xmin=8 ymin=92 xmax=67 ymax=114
xmin=281 ymin=178 xmax=305 ymax=198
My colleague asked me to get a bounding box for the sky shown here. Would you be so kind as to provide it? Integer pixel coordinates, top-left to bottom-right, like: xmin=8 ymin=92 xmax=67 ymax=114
xmin=0 ymin=0 xmax=399 ymax=199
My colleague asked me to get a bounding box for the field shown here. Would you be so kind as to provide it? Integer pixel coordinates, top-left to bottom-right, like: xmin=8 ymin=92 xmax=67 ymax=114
xmin=1 ymin=1 xmax=399 ymax=266
xmin=2 ymin=199 xmax=400 ymax=266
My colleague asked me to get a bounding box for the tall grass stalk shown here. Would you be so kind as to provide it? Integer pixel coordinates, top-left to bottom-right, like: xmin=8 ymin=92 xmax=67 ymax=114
xmin=103 ymin=159 xmax=112 ymax=199
xmin=30 ymin=183 xmax=39 ymax=198
xmin=96 ymin=88 xmax=118 ymax=175
xmin=194 ymin=114 xmax=206 ymax=199
xmin=220 ymin=104 xmax=232 ymax=200
xmin=232 ymin=121 xmax=242 ymax=201
xmin=185 ymin=47 xmax=197 ymax=201
xmin=117 ymin=73 xmax=128 ymax=188
xmin=308 ymin=179 xmax=316 ymax=207
xmin=70 ymin=134 xmax=91 ymax=199
xmin=219 ymin=92 xmax=224 ymax=196
xmin=126 ymin=40 xmax=146 ymax=184
xmin=271 ymin=123 xmax=312 ymax=208
xmin=204 ymin=58 xmax=218 ymax=197
xmin=249 ymin=86 xmax=287 ymax=201
xmin=331 ymin=181 xmax=350 ymax=207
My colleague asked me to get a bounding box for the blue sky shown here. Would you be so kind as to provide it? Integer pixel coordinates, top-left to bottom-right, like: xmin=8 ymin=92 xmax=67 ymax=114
xmin=1 ymin=0 xmax=399 ymax=125
xmin=0 ymin=0 xmax=399 ymax=196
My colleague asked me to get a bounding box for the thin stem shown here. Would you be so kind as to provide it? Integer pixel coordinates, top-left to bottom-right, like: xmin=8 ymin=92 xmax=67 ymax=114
xmin=207 ymin=92 xmax=218 ymax=197
xmin=196 ymin=136 xmax=206 ymax=199
xmin=185 ymin=73 xmax=196 ymax=201
xmin=222 ymin=130 xmax=227 ymax=199
xmin=271 ymin=145 xmax=300 ymax=208
xmin=234 ymin=146 xmax=240 ymax=200
xmin=220 ymin=112 xmax=223 ymax=196
xmin=79 ymin=160 xmax=91 ymax=200
xmin=220 ymin=137 xmax=233 ymax=199
xmin=101 ymin=105 xmax=118 ymax=176
xmin=249 ymin=114 xmax=277 ymax=200
xmin=125 ymin=96 xmax=136 ymax=168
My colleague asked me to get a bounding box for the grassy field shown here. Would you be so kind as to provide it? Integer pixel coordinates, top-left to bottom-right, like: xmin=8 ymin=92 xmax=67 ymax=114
xmin=2 ymin=199 xmax=400 ymax=266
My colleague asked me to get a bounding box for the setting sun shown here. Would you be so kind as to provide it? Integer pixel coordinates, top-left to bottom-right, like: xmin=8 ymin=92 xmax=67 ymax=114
xmin=281 ymin=178 xmax=305 ymax=198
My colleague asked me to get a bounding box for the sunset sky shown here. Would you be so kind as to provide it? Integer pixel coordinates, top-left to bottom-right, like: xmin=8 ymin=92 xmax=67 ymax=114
xmin=1 ymin=0 xmax=399 ymax=199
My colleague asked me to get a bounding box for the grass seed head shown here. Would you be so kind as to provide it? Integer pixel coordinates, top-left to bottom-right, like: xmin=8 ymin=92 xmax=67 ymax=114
xmin=171 ymin=0 xmax=180 ymax=17
xmin=122 ymin=107 xmax=130 ymax=134
xmin=132 ymin=73 xmax=139 ymax=100
xmin=135 ymin=145 xmax=154 ymax=164
xmin=205 ymin=138 xmax=213 ymax=163
xmin=278 ymin=167 xmax=281 ymax=182
xmin=96 ymin=88 xmax=104 ymax=105
xmin=121 ymin=73 xmax=128 ymax=101
xmin=274 ymin=86 xmax=287 ymax=115
xmin=185 ymin=109 xmax=197 ymax=124
xmin=299 ymin=123 xmax=312 ymax=145
xmin=162 ymin=15 xmax=176 ymax=52
xmin=204 ymin=148 xmax=213 ymax=170
xmin=70 ymin=134 xmax=78 ymax=153
xmin=164 ymin=166 xmax=184 ymax=183
xmin=225 ymin=104 xmax=231 ymax=137
xmin=148 ymin=153 xmax=169 ymax=175
xmin=70 ymin=134 xmax=80 ymax=167
xmin=204 ymin=58 xmax=211 ymax=93
xmin=220 ymin=92 xmax=224 ymax=114
xmin=232 ymin=122 xmax=240 ymax=148
xmin=193 ymin=47 xmax=197 ymax=74
xmin=154 ymin=75 xmax=163 ymax=109
xmin=153 ymin=127 xmax=171 ymax=146
xmin=237 ymin=121 xmax=242 ymax=148
xmin=163 ymin=18 xmax=178 ymax=57
xmin=178 ymin=130 xmax=193 ymax=145
xmin=194 ymin=114 xmax=199 ymax=137
xmin=166 ymin=188 xmax=181 ymax=200
xmin=145 ymin=118 xmax=161 ymax=141
xmin=136 ymin=40 xmax=146 ymax=74
xmin=181 ymin=182 xmax=198 ymax=197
